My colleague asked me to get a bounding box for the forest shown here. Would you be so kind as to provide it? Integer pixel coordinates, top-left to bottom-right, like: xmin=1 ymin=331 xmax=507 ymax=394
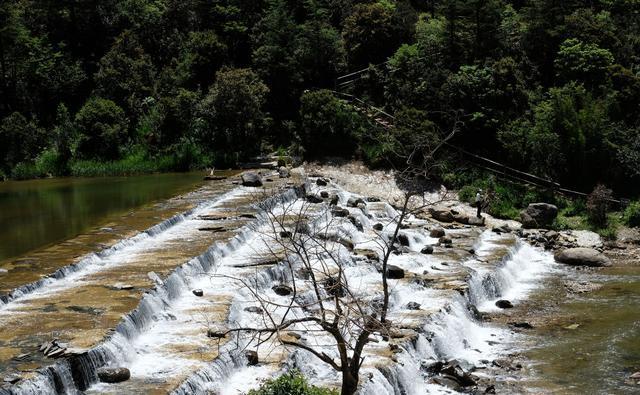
xmin=0 ymin=0 xmax=639 ymax=197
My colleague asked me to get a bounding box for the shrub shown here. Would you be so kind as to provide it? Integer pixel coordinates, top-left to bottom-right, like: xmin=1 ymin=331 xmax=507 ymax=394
xmin=624 ymin=201 xmax=640 ymax=228
xmin=248 ymin=371 xmax=338 ymax=395
xmin=74 ymin=97 xmax=129 ymax=160
xmin=586 ymin=184 xmax=613 ymax=228
xmin=11 ymin=162 xmax=41 ymax=180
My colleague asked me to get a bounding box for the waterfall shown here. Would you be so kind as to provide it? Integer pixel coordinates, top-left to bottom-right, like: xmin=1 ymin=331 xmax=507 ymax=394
xmin=5 ymin=187 xmax=300 ymax=395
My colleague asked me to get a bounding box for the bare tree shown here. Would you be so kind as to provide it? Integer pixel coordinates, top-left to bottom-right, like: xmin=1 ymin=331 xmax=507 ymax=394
xmin=207 ymin=120 xmax=459 ymax=394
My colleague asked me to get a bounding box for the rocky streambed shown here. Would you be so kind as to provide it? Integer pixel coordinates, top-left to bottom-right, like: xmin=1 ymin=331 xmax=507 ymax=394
xmin=0 ymin=165 xmax=637 ymax=394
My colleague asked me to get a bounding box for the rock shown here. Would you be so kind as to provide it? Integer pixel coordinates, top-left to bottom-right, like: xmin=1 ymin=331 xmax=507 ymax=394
xmin=207 ymin=327 xmax=227 ymax=338
xmin=386 ymin=265 xmax=405 ymax=279
xmin=441 ymin=360 xmax=476 ymax=386
xmin=97 ymin=367 xmax=130 ymax=383
xmin=272 ymin=284 xmax=293 ymax=296
xmin=306 ymin=194 xmax=324 ymax=204
xmin=564 ymin=280 xmax=602 ymax=294
xmin=348 ymin=215 xmax=364 ymax=232
xmin=0 ymin=268 xmax=8 ymax=275
xmin=347 ymin=197 xmax=366 ymax=208
xmin=110 ymin=283 xmax=134 ymax=290
xmin=452 ymin=211 xmax=470 ymax=224
xmin=420 ymin=359 xmax=444 ymax=374
xmin=324 ymin=277 xmax=346 ymax=297
xmin=192 ymin=289 xmax=204 ymax=297
xmin=468 ymin=216 xmax=486 ymax=226
xmin=3 ymin=373 xmax=21 ymax=384
xmin=320 ymin=191 xmax=329 ymax=198
xmin=279 ymin=231 xmax=292 ymax=238
xmin=629 ymin=371 xmax=640 ymax=380
xmin=492 ymin=224 xmax=512 ymax=234
xmin=147 ymin=271 xmax=163 ymax=285
xmin=421 ymin=245 xmax=434 ymax=254
xmin=495 ymin=299 xmax=514 ymax=309
xmin=366 ymin=196 xmax=381 ymax=202
xmin=329 ymin=195 xmax=339 ymax=206
xmin=509 ymin=322 xmax=534 ymax=329
xmin=316 ymin=178 xmax=328 ymax=186
xmin=439 ymin=236 xmax=452 ymax=245
xmin=430 ymin=227 xmax=446 ymax=238
xmin=397 ymin=233 xmax=410 ymax=246
xmin=554 ymin=248 xmax=612 ymax=267
xmin=430 ymin=376 xmax=462 ymax=391
xmin=278 ymin=167 xmax=290 ymax=178
xmin=373 ymin=223 xmax=384 ymax=231
xmin=520 ymin=203 xmax=558 ymax=229
xmin=354 ymin=248 xmax=379 ymax=261
xmin=429 ymin=208 xmax=455 ymax=223
xmin=331 ymin=207 xmax=350 ymax=217
xmin=67 ymin=305 xmax=104 ymax=315
xmin=244 ymin=306 xmax=264 ymax=314
xmin=406 ymin=301 xmax=421 ymax=310
xmin=241 ymin=172 xmax=263 ymax=187
xmin=244 ymin=350 xmax=259 ymax=366
xmin=545 ymin=230 xmax=559 ymax=240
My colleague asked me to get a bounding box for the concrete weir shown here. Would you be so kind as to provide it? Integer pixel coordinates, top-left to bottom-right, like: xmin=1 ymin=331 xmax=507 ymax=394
xmin=1 ymin=172 xmax=556 ymax=395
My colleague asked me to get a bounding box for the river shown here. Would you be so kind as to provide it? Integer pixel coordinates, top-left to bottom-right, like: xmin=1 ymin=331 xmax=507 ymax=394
xmin=0 ymin=173 xmax=207 ymax=263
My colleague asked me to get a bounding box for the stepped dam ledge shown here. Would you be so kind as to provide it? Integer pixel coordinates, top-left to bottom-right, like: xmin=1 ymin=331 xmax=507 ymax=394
xmin=0 ymin=167 xmax=634 ymax=394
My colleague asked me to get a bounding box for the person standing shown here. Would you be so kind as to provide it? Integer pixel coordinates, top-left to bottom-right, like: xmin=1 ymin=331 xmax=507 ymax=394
xmin=475 ymin=189 xmax=483 ymax=218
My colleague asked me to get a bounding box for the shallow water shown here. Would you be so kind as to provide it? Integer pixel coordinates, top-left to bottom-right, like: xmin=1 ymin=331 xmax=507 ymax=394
xmin=0 ymin=173 xmax=208 ymax=263
xmin=522 ymin=265 xmax=640 ymax=394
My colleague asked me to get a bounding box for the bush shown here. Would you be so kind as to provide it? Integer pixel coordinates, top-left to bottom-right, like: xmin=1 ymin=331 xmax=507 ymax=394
xmin=586 ymin=184 xmax=613 ymax=228
xmin=624 ymin=201 xmax=640 ymax=228
xmin=74 ymin=97 xmax=129 ymax=160
xmin=299 ymin=90 xmax=363 ymax=159
xmin=11 ymin=162 xmax=41 ymax=180
xmin=248 ymin=371 xmax=338 ymax=395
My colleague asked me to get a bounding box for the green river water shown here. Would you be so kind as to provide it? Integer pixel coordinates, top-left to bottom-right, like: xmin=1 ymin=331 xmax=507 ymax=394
xmin=0 ymin=173 xmax=205 ymax=263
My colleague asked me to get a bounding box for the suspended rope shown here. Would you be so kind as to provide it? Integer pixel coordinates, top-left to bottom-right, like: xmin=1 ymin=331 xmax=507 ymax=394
xmin=331 ymin=89 xmax=627 ymax=206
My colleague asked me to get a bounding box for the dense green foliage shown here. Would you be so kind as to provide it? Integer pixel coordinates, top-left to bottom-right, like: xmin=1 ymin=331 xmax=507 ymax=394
xmin=247 ymin=370 xmax=338 ymax=395
xmin=0 ymin=0 xmax=638 ymax=207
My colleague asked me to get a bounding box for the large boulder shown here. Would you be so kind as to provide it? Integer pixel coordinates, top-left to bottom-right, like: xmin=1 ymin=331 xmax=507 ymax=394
xmin=468 ymin=216 xmax=486 ymax=226
xmin=97 ymin=367 xmax=130 ymax=383
xmin=520 ymin=203 xmax=558 ymax=229
xmin=429 ymin=208 xmax=454 ymax=223
xmin=241 ymin=172 xmax=263 ymax=187
xmin=554 ymin=248 xmax=611 ymax=267
xmin=386 ymin=265 xmax=405 ymax=279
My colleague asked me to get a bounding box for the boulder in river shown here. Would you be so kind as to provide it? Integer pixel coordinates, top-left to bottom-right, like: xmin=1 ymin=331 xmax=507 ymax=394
xmin=192 ymin=289 xmax=204 ymax=297
xmin=439 ymin=236 xmax=452 ymax=245
xmin=554 ymin=248 xmax=611 ymax=267
xmin=397 ymin=233 xmax=410 ymax=246
xmin=347 ymin=197 xmax=366 ymax=208
xmin=272 ymin=284 xmax=293 ymax=296
xmin=3 ymin=373 xmax=21 ymax=384
xmin=468 ymin=216 xmax=486 ymax=226
xmin=373 ymin=223 xmax=384 ymax=231
xmin=97 ymin=367 xmax=130 ymax=383
xmin=244 ymin=306 xmax=264 ymax=314
xmin=278 ymin=167 xmax=290 ymax=178
xmin=316 ymin=178 xmax=328 ymax=186
xmin=245 ymin=350 xmax=259 ymax=366
xmin=241 ymin=172 xmax=263 ymax=187
xmin=429 ymin=208 xmax=455 ymax=223
xmin=386 ymin=265 xmax=405 ymax=279
xmin=421 ymin=245 xmax=434 ymax=254
xmin=520 ymin=203 xmax=558 ymax=229
xmin=430 ymin=227 xmax=445 ymax=238
xmin=331 ymin=207 xmax=350 ymax=217
xmin=495 ymin=299 xmax=514 ymax=309
xmin=406 ymin=301 xmax=421 ymax=310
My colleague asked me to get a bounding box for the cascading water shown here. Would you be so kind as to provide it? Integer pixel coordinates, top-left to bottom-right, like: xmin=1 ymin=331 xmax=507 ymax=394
xmin=0 ymin=188 xmax=245 ymax=308
xmin=3 ymin=187 xmax=300 ymax=395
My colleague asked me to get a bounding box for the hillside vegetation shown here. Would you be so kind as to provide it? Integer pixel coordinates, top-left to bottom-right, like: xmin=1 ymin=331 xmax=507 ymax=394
xmin=0 ymin=0 xmax=638 ymax=200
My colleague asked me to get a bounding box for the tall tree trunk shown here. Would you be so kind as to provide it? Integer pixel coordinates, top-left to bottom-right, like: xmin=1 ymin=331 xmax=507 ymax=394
xmin=341 ymin=369 xmax=359 ymax=395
